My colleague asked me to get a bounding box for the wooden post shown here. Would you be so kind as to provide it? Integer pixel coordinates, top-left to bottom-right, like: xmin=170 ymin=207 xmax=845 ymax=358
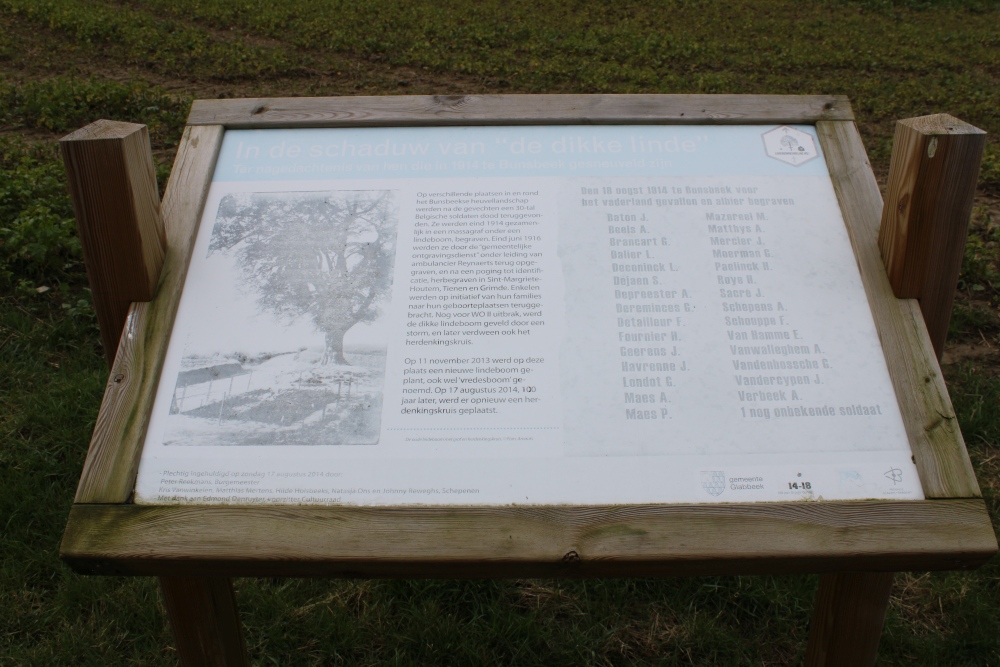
xmin=807 ymin=114 xmax=984 ymax=666
xmin=804 ymin=572 xmax=895 ymax=667
xmin=60 ymin=119 xmax=166 ymax=366
xmin=878 ymin=113 xmax=987 ymax=359
xmin=160 ymin=577 xmax=250 ymax=667
xmin=61 ymin=120 xmax=248 ymax=667
xmin=804 ymin=115 xmax=985 ymax=665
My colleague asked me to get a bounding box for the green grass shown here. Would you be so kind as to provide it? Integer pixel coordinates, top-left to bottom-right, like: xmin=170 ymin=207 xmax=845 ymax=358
xmin=0 ymin=78 xmax=189 ymax=143
xmin=1 ymin=0 xmax=999 ymax=664
xmin=0 ymin=137 xmax=80 ymax=294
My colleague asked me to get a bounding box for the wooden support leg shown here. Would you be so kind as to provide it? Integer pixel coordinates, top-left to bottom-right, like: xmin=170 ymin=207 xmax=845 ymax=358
xmin=61 ymin=122 xmax=248 ymax=666
xmin=878 ymin=113 xmax=986 ymax=359
xmin=59 ymin=120 xmax=166 ymax=367
xmin=159 ymin=576 xmax=249 ymax=667
xmin=805 ymin=572 xmax=894 ymax=667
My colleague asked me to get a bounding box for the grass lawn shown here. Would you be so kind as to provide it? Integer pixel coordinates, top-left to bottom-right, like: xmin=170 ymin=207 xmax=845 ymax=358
xmin=1 ymin=0 xmax=998 ymax=664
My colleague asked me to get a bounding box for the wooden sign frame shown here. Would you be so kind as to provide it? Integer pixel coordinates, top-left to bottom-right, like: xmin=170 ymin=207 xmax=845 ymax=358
xmin=59 ymin=95 xmax=995 ymax=664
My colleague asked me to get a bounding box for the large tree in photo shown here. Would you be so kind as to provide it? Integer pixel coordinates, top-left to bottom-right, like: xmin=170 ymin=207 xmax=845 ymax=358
xmin=209 ymin=191 xmax=398 ymax=364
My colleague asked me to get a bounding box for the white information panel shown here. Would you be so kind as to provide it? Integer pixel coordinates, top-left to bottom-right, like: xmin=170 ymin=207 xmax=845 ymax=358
xmin=135 ymin=125 xmax=923 ymax=505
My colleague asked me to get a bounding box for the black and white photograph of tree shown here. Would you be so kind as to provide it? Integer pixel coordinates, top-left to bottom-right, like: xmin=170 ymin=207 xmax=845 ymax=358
xmin=163 ymin=190 xmax=398 ymax=446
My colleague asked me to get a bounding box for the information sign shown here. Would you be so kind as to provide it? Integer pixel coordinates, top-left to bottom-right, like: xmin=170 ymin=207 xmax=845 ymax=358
xmin=135 ymin=124 xmax=921 ymax=505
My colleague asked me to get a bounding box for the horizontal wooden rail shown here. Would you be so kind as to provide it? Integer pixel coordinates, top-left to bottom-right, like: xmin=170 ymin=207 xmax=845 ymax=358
xmin=188 ymin=94 xmax=853 ymax=128
xmin=62 ymin=499 xmax=996 ymax=578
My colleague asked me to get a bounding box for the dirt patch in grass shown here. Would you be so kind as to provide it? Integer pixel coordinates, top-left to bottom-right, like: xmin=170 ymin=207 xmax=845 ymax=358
xmin=0 ymin=13 xmax=493 ymax=185
xmin=0 ymin=12 xmax=491 ymax=104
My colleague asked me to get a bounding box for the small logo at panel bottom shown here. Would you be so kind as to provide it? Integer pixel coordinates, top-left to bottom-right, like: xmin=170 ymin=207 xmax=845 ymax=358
xmin=701 ymin=471 xmax=726 ymax=497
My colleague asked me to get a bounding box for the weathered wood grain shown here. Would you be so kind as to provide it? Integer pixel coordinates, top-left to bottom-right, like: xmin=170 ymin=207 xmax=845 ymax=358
xmin=878 ymin=114 xmax=986 ymax=358
xmin=187 ymin=94 xmax=853 ymax=128
xmin=817 ymin=120 xmax=980 ymax=499
xmin=805 ymin=572 xmax=895 ymax=667
xmin=73 ymin=125 xmax=224 ymax=504
xmin=60 ymin=120 xmax=165 ymax=366
xmin=159 ymin=576 xmax=249 ymax=667
xmin=60 ymin=500 xmax=995 ymax=578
